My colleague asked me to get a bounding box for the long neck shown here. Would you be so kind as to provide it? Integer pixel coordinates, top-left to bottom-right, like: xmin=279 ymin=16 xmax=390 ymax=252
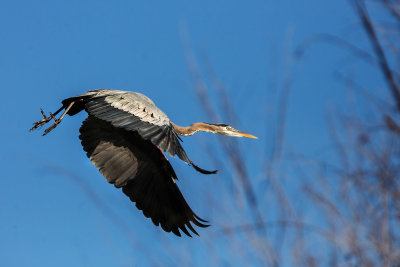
xmin=171 ymin=122 xmax=218 ymax=136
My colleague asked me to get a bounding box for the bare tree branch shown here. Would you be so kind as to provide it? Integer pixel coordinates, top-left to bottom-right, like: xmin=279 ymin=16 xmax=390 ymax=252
xmin=354 ymin=0 xmax=400 ymax=111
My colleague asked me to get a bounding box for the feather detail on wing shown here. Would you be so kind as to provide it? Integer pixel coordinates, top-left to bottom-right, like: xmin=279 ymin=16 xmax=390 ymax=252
xmin=79 ymin=115 xmax=209 ymax=237
xmin=71 ymin=91 xmax=216 ymax=174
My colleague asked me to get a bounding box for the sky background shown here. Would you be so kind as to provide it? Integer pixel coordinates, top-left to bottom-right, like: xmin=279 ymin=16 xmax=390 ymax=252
xmin=0 ymin=0 xmax=388 ymax=266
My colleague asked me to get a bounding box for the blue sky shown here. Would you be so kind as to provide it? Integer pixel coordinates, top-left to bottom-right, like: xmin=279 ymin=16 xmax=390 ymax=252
xmin=0 ymin=0 xmax=387 ymax=266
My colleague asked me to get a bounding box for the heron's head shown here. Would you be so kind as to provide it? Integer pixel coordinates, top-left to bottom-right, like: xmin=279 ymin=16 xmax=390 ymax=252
xmin=211 ymin=124 xmax=258 ymax=139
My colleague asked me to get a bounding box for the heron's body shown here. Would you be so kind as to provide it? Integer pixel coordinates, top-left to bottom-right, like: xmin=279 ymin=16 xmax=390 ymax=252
xmin=31 ymin=89 xmax=256 ymax=237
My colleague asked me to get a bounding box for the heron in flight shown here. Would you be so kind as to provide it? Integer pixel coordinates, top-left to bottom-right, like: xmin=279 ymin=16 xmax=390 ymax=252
xmin=30 ymin=89 xmax=256 ymax=237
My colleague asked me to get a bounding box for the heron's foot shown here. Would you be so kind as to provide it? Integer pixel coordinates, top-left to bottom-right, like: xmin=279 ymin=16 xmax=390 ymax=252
xmin=30 ymin=102 xmax=74 ymax=136
xmin=42 ymin=118 xmax=61 ymax=136
xmin=30 ymin=109 xmax=53 ymax=131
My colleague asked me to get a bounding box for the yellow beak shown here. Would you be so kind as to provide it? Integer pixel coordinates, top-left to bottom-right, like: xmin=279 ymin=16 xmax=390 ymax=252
xmin=235 ymin=131 xmax=258 ymax=139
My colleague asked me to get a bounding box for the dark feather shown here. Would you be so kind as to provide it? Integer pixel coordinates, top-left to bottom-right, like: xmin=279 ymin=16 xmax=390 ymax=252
xmin=79 ymin=115 xmax=209 ymax=237
xmin=63 ymin=91 xmax=216 ymax=174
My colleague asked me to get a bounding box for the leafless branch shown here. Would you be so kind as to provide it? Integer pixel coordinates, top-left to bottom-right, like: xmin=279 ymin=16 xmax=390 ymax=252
xmin=354 ymin=0 xmax=400 ymax=111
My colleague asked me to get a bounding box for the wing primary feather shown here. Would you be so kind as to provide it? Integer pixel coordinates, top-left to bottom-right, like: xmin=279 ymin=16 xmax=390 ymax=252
xmin=186 ymin=223 xmax=199 ymax=236
xmin=194 ymin=214 xmax=209 ymax=223
xmin=79 ymin=115 xmax=209 ymax=237
xmin=180 ymin=225 xmax=192 ymax=237
xmin=171 ymin=228 xmax=181 ymax=237
xmin=192 ymin=218 xmax=210 ymax=228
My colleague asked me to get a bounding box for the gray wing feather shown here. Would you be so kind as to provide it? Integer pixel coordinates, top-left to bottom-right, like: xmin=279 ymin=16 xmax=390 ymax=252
xmin=63 ymin=89 xmax=215 ymax=174
xmin=79 ymin=115 xmax=209 ymax=237
xmin=83 ymin=92 xmax=192 ymax=165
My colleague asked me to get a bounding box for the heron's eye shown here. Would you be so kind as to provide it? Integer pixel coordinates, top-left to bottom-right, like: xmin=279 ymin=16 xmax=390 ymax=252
xmin=226 ymin=126 xmax=232 ymax=131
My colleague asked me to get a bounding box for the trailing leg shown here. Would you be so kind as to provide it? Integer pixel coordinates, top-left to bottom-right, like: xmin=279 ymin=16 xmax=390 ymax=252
xmin=30 ymin=106 xmax=64 ymax=131
xmin=30 ymin=101 xmax=75 ymax=136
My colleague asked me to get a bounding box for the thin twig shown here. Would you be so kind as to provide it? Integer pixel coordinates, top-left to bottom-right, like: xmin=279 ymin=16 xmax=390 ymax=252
xmin=354 ymin=0 xmax=400 ymax=111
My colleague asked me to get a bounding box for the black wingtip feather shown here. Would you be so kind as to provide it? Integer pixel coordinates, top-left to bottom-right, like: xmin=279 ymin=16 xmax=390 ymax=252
xmin=194 ymin=214 xmax=209 ymax=223
xmin=192 ymin=218 xmax=210 ymax=228
xmin=180 ymin=225 xmax=192 ymax=237
xmin=186 ymin=223 xmax=199 ymax=236
xmin=171 ymin=228 xmax=181 ymax=237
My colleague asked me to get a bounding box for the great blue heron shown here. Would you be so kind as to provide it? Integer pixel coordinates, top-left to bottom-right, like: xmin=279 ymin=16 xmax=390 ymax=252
xmin=30 ymin=89 xmax=257 ymax=237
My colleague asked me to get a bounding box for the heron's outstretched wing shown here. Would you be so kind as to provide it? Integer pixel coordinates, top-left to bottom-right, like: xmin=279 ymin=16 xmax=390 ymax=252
xmin=63 ymin=89 xmax=215 ymax=174
xmin=79 ymin=115 xmax=209 ymax=237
